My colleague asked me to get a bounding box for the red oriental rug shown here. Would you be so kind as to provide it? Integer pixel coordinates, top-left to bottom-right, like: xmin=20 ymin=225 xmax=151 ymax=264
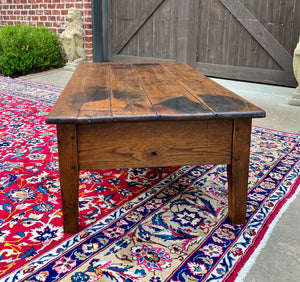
xmin=0 ymin=77 xmax=299 ymax=281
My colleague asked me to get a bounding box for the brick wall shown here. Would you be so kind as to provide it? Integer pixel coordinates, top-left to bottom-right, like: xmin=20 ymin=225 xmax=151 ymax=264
xmin=0 ymin=0 xmax=93 ymax=62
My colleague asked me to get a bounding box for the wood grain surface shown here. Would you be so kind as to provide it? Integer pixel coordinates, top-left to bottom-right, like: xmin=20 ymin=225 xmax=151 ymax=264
xmin=227 ymin=118 xmax=252 ymax=224
xmin=77 ymin=120 xmax=232 ymax=170
xmin=56 ymin=124 xmax=79 ymax=233
xmin=45 ymin=62 xmax=265 ymax=124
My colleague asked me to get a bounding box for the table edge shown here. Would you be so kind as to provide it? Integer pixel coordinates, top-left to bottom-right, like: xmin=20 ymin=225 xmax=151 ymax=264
xmin=45 ymin=110 xmax=266 ymax=124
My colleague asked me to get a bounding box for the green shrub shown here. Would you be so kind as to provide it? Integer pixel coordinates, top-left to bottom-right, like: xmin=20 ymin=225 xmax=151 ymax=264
xmin=0 ymin=24 xmax=63 ymax=77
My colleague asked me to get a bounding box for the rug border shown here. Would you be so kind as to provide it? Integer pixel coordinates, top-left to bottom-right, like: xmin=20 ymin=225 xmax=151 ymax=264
xmin=252 ymin=125 xmax=300 ymax=136
xmin=0 ymin=76 xmax=64 ymax=91
xmin=233 ymin=175 xmax=300 ymax=281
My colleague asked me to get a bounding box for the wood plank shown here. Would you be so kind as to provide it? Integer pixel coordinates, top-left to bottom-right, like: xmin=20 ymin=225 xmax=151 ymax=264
xmin=246 ymin=0 xmax=265 ymax=69
xmin=45 ymin=63 xmax=112 ymax=124
xmin=110 ymin=54 xmax=175 ymax=63
xmin=219 ymin=0 xmax=293 ymax=71
xmin=206 ymin=0 xmax=225 ymax=64
xmin=291 ymin=0 xmax=300 ymax=54
xmin=239 ymin=0 xmax=261 ymax=69
xmin=197 ymin=0 xmax=210 ymax=63
xmin=121 ymin=0 xmax=139 ymax=56
xmin=281 ymin=0 xmax=298 ymax=54
xmin=196 ymin=61 xmax=297 ymax=86
xmin=204 ymin=0 xmax=213 ymax=63
xmin=221 ymin=0 xmax=231 ymax=65
xmin=226 ymin=4 xmax=243 ymax=66
xmin=163 ymin=62 xmax=266 ymax=118
xmin=112 ymin=0 xmax=165 ymax=54
xmin=133 ymin=63 xmax=213 ymax=118
xmin=91 ymin=0 xmax=104 ymax=62
xmin=57 ymin=124 xmax=79 ymax=234
xmin=110 ymin=63 xmax=157 ymax=119
xmin=78 ymin=64 xmax=111 ymax=119
xmin=107 ymin=0 xmax=113 ymax=60
xmin=176 ymin=0 xmax=200 ymax=67
xmin=227 ymin=118 xmax=252 ymax=224
xmin=153 ymin=0 xmax=172 ymax=59
xmin=169 ymin=0 xmax=178 ymax=60
xmin=137 ymin=0 xmax=155 ymax=58
xmin=78 ymin=120 xmax=232 ymax=170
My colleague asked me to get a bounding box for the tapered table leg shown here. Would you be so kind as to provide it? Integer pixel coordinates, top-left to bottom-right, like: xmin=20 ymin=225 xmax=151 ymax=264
xmin=57 ymin=124 xmax=79 ymax=234
xmin=227 ymin=118 xmax=252 ymax=225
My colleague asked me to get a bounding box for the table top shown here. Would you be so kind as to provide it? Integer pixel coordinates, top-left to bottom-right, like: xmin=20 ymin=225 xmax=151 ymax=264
xmin=45 ymin=62 xmax=265 ymax=124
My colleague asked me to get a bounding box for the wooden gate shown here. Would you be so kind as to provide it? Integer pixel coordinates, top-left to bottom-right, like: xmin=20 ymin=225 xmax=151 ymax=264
xmin=104 ymin=0 xmax=299 ymax=86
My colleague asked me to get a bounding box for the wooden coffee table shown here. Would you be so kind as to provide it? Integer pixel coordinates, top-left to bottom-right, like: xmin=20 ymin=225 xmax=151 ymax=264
xmin=46 ymin=62 xmax=265 ymax=234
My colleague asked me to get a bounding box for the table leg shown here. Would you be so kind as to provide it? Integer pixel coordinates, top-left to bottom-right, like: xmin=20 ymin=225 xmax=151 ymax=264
xmin=227 ymin=118 xmax=252 ymax=225
xmin=57 ymin=124 xmax=79 ymax=233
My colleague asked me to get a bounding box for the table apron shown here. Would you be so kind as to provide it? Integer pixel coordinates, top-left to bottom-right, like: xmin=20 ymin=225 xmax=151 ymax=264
xmin=76 ymin=119 xmax=233 ymax=170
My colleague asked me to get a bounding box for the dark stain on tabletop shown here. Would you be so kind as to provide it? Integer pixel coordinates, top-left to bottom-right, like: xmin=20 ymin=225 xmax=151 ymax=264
xmin=113 ymin=90 xmax=143 ymax=102
xmin=200 ymin=94 xmax=247 ymax=112
xmin=79 ymin=86 xmax=110 ymax=103
xmin=157 ymin=96 xmax=211 ymax=113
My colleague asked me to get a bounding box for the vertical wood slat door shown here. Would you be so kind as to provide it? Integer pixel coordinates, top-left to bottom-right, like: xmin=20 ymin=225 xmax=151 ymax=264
xmin=106 ymin=0 xmax=299 ymax=86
